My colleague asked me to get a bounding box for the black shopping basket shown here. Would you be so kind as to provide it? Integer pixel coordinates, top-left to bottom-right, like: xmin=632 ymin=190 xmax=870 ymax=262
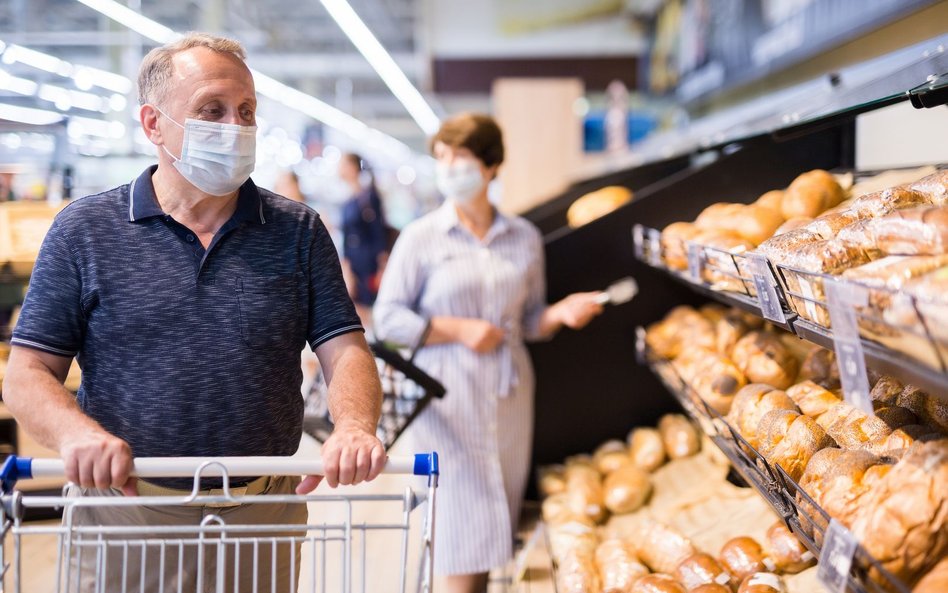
xmin=303 ymin=341 xmax=446 ymax=449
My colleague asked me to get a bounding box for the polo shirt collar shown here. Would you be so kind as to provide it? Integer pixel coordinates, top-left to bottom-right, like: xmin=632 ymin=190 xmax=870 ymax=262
xmin=128 ymin=165 xmax=266 ymax=225
xmin=434 ymin=199 xmax=511 ymax=239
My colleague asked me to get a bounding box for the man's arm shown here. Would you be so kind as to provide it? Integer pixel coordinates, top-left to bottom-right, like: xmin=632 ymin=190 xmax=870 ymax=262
xmin=300 ymin=331 xmax=384 ymax=493
xmin=2 ymin=346 xmax=135 ymax=494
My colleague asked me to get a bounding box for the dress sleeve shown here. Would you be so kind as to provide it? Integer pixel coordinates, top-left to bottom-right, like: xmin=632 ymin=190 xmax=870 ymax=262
xmin=11 ymin=219 xmax=84 ymax=357
xmin=372 ymin=227 xmax=429 ymax=350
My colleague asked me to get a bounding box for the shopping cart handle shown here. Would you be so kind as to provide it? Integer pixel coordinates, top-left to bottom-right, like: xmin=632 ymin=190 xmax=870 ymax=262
xmin=0 ymin=452 xmax=439 ymax=492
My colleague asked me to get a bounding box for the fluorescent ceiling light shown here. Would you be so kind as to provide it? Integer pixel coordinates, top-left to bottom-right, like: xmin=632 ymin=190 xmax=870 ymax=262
xmin=0 ymin=38 xmax=134 ymax=96
xmin=1 ymin=44 xmax=72 ymax=76
xmin=74 ymin=0 xmax=418 ymax=159
xmin=38 ymin=84 xmax=108 ymax=112
xmin=0 ymin=68 xmax=40 ymax=96
xmin=320 ymin=0 xmax=441 ymax=135
xmin=0 ymin=102 xmax=66 ymax=125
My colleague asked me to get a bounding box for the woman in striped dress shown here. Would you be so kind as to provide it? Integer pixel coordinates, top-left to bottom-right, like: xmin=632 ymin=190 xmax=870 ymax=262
xmin=373 ymin=113 xmax=603 ymax=593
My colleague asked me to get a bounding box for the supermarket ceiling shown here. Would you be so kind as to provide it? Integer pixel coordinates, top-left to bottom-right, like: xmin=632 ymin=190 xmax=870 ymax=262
xmin=0 ymin=0 xmax=645 ymax=156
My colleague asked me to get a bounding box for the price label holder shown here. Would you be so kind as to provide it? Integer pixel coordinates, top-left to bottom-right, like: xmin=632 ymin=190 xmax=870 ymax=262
xmin=635 ymin=326 xmax=648 ymax=365
xmin=825 ymin=279 xmax=873 ymax=415
xmin=686 ymin=243 xmax=705 ymax=283
xmin=632 ymin=224 xmax=645 ymax=261
xmin=749 ymin=254 xmax=787 ymax=324
xmin=647 ymin=228 xmax=663 ymax=268
xmin=818 ymin=519 xmax=858 ymax=593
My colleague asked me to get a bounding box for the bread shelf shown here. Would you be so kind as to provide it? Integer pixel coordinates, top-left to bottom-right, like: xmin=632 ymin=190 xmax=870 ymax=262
xmin=632 ymin=223 xmax=948 ymax=401
xmin=641 ymin=349 xmax=912 ymax=593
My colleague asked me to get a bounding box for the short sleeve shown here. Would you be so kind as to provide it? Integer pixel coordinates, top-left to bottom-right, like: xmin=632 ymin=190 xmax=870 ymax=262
xmin=307 ymin=216 xmax=364 ymax=349
xmin=11 ymin=220 xmax=84 ymax=357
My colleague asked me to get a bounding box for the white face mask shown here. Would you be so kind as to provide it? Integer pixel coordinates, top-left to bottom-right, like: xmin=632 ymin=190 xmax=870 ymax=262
xmin=156 ymin=107 xmax=257 ymax=196
xmin=435 ymin=158 xmax=485 ymax=205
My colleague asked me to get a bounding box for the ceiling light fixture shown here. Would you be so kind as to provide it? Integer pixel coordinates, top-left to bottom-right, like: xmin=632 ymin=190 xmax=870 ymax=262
xmin=0 ymin=102 xmax=65 ymax=126
xmin=74 ymin=0 xmax=418 ymax=160
xmin=318 ymin=0 xmax=441 ymax=135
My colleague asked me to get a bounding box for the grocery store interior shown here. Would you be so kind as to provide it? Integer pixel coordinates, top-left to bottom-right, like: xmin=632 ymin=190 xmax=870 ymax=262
xmin=2 ymin=1 xmax=948 ymax=592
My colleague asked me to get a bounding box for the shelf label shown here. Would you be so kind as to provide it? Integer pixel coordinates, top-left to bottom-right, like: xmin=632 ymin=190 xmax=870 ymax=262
xmin=749 ymin=254 xmax=787 ymax=324
xmin=687 ymin=243 xmax=705 ymax=282
xmin=632 ymin=225 xmax=645 ymax=261
xmin=648 ymin=228 xmax=663 ymax=268
xmin=825 ymin=279 xmax=873 ymax=415
xmin=818 ymin=519 xmax=858 ymax=593
xmin=635 ymin=326 xmax=648 ymax=365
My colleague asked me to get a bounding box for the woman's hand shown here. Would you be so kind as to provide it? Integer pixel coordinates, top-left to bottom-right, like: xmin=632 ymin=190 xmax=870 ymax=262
xmin=551 ymin=292 xmax=604 ymax=330
xmin=457 ymin=318 xmax=505 ymax=353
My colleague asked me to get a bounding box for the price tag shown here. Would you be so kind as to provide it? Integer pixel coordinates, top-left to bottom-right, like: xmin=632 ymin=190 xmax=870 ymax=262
xmin=686 ymin=243 xmax=705 ymax=282
xmin=749 ymin=254 xmax=787 ymax=324
xmin=632 ymin=225 xmax=645 ymax=261
xmin=818 ymin=519 xmax=858 ymax=593
xmin=825 ymin=279 xmax=873 ymax=415
xmin=635 ymin=326 xmax=648 ymax=365
xmin=648 ymin=228 xmax=663 ymax=268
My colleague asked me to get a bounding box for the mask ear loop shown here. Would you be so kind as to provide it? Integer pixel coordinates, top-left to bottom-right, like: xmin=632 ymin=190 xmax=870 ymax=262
xmin=152 ymin=105 xmax=185 ymax=161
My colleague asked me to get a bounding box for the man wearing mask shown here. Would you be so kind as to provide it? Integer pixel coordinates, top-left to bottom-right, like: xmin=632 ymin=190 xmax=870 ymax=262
xmin=1 ymin=33 xmax=384 ymax=589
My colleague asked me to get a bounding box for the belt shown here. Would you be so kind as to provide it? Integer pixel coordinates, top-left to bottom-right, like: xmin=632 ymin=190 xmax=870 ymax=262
xmin=136 ymin=475 xmax=270 ymax=506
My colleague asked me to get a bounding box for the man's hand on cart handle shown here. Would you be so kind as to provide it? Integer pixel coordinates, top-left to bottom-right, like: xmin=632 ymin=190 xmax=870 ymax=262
xmin=59 ymin=429 xmax=138 ymax=496
xmin=297 ymin=422 xmax=386 ymax=494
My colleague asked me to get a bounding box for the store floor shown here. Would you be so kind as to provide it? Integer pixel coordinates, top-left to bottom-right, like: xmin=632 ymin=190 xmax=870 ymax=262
xmin=7 ymin=432 xmax=543 ymax=592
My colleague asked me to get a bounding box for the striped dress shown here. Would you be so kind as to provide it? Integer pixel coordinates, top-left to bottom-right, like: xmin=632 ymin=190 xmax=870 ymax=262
xmin=373 ymin=201 xmax=548 ymax=575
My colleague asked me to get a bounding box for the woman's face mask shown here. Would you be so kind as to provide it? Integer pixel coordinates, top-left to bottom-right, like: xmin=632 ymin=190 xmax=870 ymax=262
xmin=157 ymin=107 xmax=257 ymax=196
xmin=435 ymin=157 xmax=486 ymax=205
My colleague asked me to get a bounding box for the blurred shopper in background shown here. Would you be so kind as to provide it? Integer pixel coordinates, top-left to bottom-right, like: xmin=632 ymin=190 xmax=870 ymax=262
xmin=374 ymin=112 xmax=604 ymax=593
xmin=273 ymin=169 xmax=306 ymax=203
xmin=338 ymin=153 xmax=389 ymax=313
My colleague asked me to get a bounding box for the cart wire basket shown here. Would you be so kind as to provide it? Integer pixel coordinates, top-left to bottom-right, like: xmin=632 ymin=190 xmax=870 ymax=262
xmin=304 ymin=342 xmax=446 ymax=450
xmin=0 ymin=452 xmax=439 ymax=593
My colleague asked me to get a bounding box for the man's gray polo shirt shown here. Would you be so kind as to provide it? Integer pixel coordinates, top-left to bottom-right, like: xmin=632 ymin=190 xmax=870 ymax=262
xmin=12 ymin=166 xmax=362 ymax=486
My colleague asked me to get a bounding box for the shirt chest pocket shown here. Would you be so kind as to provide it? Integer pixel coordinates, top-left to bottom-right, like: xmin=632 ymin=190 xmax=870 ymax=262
xmin=235 ymin=274 xmax=302 ymax=348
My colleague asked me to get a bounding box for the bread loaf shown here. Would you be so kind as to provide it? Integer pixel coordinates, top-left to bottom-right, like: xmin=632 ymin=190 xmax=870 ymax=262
xmin=691 ymin=586 xmax=731 ymax=593
xmin=864 ymin=424 xmax=942 ymax=457
xmin=689 ymin=352 xmax=748 ymax=414
xmin=913 ymin=556 xmax=948 ymax=593
xmin=850 ymin=187 xmax=931 ymax=218
xmin=595 ymin=439 xmax=633 ymax=474
xmin=870 ymin=375 xmax=904 ymax=407
xmin=849 ymin=440 xmax=948 ymax=585
xmin=756 ymin=409 xmax=801 ymax=458
xmin=646 ymin=306 xmax=716 ymax=359
xmin=871 ymin=205 xmax=948 ymax=255
xmin=781 ymin=170 xmax=845 ymax=219
xmin=737 ymin=572 xmax=787 ymax=593
xmin=756 ymin=190 xmax=785 ymax=211
xmin=797 ymin=347 xmax=840 ymax=390
xmin=874 ymin=406 xmax=919 ymax=431
xmin=755 ymin=229 xmax=823 ymax=264
xmin=635 ymin=521 xmax=697 ymax=574
xmin=628 ymin=427 xmax=667 ymax=472
xmin=631 ymin=574 xmax=688 ymax=593
xmin=604 ymin=463 xmax=652 ymax=514
xmin=538 ymin=465 xmax=567 ymax=497
xmin=565 ymin=464 xmax=607 ymax=523
xmin=773 ymin=217 xmax=813 ymax=236
xmin=567 ymin=185 xmax=633 ymax=228
xmin=719 ymin=537 xmax=774 ymax=583
xmin=786 ymin=381 xmax=842 ymax=417
xmin=595 ymin=539 xmax=649 ymax=593
xmin=662 ymin=222 xmax=703 ymax=271
xmin=806 ymin=210 xmax=865 ymax=240
xmin=799 ymin=448 xmax=888 ymax=529
xmin=788 ymin=239 xmax=874 ymax=274
xmin=548 ymin=520 xmax=600 ymax=560
xmin=675 ymin=553 xmax=732 ymax=590
xmin=731 ymin=331 xmax=800 ymax=390
xmin=557 ymin=548 xmax=602 ymax=593
xmin=659 ymin=414 xmax=701 ymax=459
xmin=716 ymin=310 xmax=764 ymax=357
xmin=909 ymin=170 xmax=948 ymax=206
xmin=763 ymin=521 xmax=816 ymax=574
xmin=734 ymin=205 xmax=785 ymax=245
xmin=726 ymin=385 xmax=798 ymax=449
xmin=822 ymin=404 xmax=893 ymax=449
xmin=836 ymin=218 xmax=879 ymax=253
xmin=765 ymin=414 xmax=836 ymax=481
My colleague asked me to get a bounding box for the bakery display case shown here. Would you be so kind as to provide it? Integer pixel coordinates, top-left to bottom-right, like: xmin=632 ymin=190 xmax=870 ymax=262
xmin=527 ymin=34 xmax=948 ymax=593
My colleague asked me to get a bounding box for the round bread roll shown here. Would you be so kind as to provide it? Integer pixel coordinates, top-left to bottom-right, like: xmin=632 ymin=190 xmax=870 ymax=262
xmin=756 ymin=409 xmax=801 ymax=458
xmin=731 ymin=331 xmax=800 ymax=390
xmin=763 ymin=521 xmax=816 ymax=574
xmin=914 ymin=556 xmax=948 ymax=593
xmin=659 ymin=414 xmax=701 ymax=459
xmin=756 ymin=190 xmax=785 ymax=212
xmin=628 ymin=427 xmax=667 ymax=472
xmin=799 ymin=448 xmax=889 ymax=531
xmin=715 ymin=310 xmax=759 ymax=357
xmin=631 ymin=574 xmax=688 ymax=593
xmin=765 ymin=414 xmax=836 ymax=481
xmin=635 ymin=521 xmax=697 ymax=574
xmin=797 ymin=347 xmax=840 ymax=390
xmin=870 ymin=375 xmax=904 ymax=408
xmin=719 ymin=537 xmax=773 ymax=583
xmin=675 ymin=553 xmax=732 ymax=590
xmin=662 ymin=222 xmax=703 ymax=271
xmin=548 ymin=520 xmax=600 ymax=560
xmin=726 ymin=385 xmax=798 ymax=449
xmin=781 ymin=169 xmax=845 ymax=219
xmin=691 ymin=585 xmax=732 ymax=593
xmin=699 ymin=303 xmax=729 ymax=325
xmin=737 ymin=572 xmax=786 ymax=593
xmin=557 ymin=548 xmax=602 ymax=593
xmin=595 ymin=439 xmax=632 ymax=474
xmin=690 ymin=352 xmax=747 ymax=415
xmin=538 ymin=465 xmax=567 ymax=497
xmin=875 ymin=406 xmax=919 ymax=431
xmin=850 ymin=440 xmax=948 ymax=584
xmin=595 ymin=539 xmax=649 ymax=593
xmin=824 ymin=405 xmax=893 ymax=449
xmin=565 ymin=464 xmax=607 ymax=523
xmin=542 ymin=493 xmax=592 ymax=526
xmin=604 ymin=463 xmax=652 ymax=514
xmin=567 ymin=185 xmax=633 ymax=228
xmin=646 ymin=306 xmax=716 ymax=360
xmin=786 ymin=381 xmax=842 ymax=418
xmin=773 ymin=216 xmax=813 ymax=236
xmin=696 ymin=202 xmax=746 ymax=230
xmin=734 ymin=205 xmax=785 ymax=245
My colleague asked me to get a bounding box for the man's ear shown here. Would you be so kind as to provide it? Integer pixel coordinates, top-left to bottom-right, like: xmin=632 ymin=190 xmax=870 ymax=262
xmin=140 ymin=104 xmax=162 ymax=145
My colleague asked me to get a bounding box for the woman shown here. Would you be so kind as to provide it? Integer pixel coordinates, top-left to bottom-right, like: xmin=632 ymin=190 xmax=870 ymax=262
xmin=373 ymin=113 xmax=603 ymax=593
xmin=339 ymin=153 xmax=388 ymax=307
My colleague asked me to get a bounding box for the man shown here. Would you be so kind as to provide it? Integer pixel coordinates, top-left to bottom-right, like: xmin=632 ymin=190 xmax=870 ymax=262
xmin=1 ymin=32 xmax=384 ymax=589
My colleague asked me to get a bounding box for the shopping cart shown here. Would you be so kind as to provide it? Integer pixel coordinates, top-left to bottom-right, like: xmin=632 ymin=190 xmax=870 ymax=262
xmin=0 ymin=452 xmax=438 ymax=593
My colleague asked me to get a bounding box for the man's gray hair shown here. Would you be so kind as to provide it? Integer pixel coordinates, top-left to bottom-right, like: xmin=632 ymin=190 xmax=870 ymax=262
xmin=137 ymin=32 xmax=247 ymax=106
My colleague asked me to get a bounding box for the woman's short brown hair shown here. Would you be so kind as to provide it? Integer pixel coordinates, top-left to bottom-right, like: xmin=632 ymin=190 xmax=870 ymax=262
xmin=431 ymin=112 xmax=504 ymax=169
